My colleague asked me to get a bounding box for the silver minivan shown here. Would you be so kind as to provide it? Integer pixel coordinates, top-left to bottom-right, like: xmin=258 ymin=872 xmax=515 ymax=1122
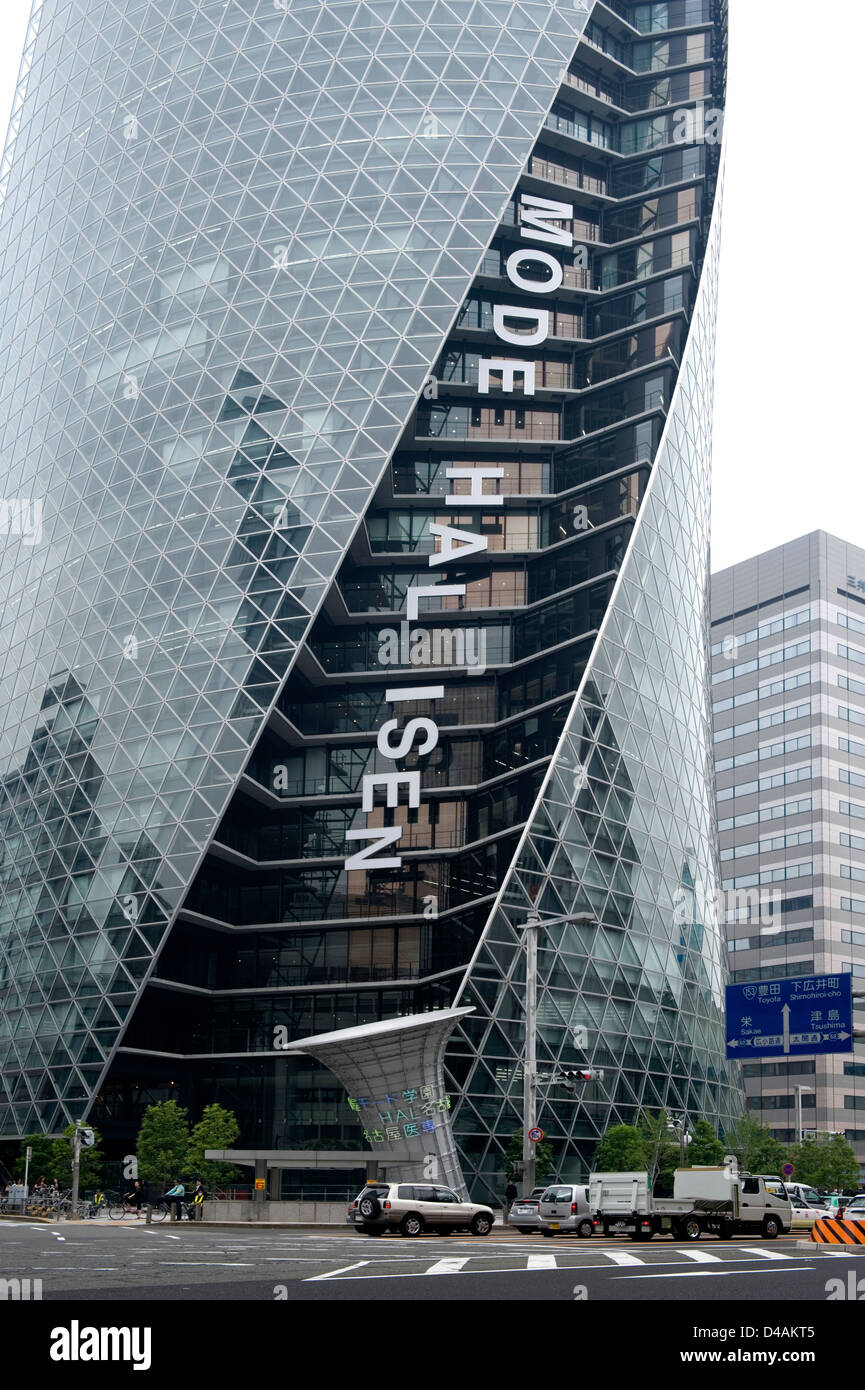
xmin=538 ymin=1183 xmax=593 ymax=1238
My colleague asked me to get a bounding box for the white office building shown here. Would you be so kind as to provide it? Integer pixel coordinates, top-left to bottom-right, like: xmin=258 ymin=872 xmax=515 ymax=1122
xmin=711 ymin=532 xmax=865 ymax=1175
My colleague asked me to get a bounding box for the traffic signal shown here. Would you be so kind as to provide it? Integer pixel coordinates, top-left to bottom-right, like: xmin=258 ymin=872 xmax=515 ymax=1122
xmin=559 ymin=1069 xmax=604 ymax=1083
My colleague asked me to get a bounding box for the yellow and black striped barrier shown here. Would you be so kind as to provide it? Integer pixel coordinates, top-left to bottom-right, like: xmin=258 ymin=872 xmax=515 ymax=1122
xmin=811 ymin=1216 xmax=865 ymax=1245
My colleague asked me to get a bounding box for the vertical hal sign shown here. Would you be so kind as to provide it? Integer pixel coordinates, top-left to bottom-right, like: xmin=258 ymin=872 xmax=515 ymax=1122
xmin=345 ymin=194 xmax=575 ymax=872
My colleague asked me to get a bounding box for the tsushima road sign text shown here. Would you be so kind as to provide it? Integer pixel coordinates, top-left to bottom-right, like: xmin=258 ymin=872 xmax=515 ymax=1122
xmin=726 ymin=972 xmax=853 ymax=1059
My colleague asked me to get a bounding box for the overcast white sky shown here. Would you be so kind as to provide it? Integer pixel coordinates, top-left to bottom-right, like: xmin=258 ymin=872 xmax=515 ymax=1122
xmin=0 ymin=0 xmax=861 ymax=573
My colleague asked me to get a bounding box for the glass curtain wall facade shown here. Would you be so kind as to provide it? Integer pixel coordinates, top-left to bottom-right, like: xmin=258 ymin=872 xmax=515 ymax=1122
xmin=0 ymin=0 xmax=740 ymax=1193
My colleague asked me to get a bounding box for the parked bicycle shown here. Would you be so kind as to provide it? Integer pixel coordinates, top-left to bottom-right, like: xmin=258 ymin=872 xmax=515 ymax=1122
xmin=26 ymin=1187 xmax=69 ymax=1218
xmin=57 ymin=1196 xmax=99 ymax=1220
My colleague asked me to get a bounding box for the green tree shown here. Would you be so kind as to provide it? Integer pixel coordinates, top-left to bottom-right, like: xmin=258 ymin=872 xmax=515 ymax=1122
xmin=686 ymin=1120 xmax=726 ymax=1167
xmin=504 ymin=1131 xmax=555 ymax=1188
xmin=185 ymin=1104 xmax=240 ymax=1188
xmin=51 ymin=1124 xmax=103 ymax=1191
xmin=593 ymin=1125 xmax=648 ymax=1173
xmin=136 ymin=1100 xmax=190 ymax=1192
xmin=723 ymin=1115 xmax=788 ymax=1175
xmin=17 ymin=1132 xmax=58 ymax=1183
xmin=790 ymin=1134 xmax=859 ymax=1192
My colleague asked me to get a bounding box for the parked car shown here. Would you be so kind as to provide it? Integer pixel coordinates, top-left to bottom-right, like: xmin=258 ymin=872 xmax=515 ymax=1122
xmin=787 ymin=1195 xmax=831 ymax=1229
xmin=538 ymin=1183 xmax=593 ymax=1238
xmin=785 ymin=1182 xmax=825 ymax=1207
xmin=508 ymin=1186 xmax=547 ymax=1234
xmin=346 ymin=1182 xmax=495 ymax=1237
xmin=818 ymin=1193 xmax=861 ymax=1217
xmin=839 ymin=1195 xmax=865 ymax=1220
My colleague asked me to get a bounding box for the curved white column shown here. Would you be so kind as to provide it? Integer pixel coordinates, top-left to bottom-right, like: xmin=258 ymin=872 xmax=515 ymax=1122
xmin=285 ymin=1007 xmax=475 ymax=1196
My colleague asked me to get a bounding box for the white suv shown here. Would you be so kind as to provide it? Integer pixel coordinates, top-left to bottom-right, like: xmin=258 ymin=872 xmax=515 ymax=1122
xmin=347 ymin=1182 xmax=495 ymax=1237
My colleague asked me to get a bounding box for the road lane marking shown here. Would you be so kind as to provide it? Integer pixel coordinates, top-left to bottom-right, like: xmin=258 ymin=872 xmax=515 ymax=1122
xmin=737 ymin=1246 xmax=792 ymax=1260
xmin=261 ymin=1257 xmax=347 ymax=1264
xmin=527 ymin=1254 xmax=557 ymax=1269
xmin=424 ymin=1257 xmax=470 ymax=1275
xmin=305 ymin=1261 xmax=370 ymax=1281
xmin=675 ymin=1249 xmax=722 ymax=1262
xmin=603 ymin=1250 xmax=645 ymax=1266
xmin=614 ymin=1266 xmax=814 ymax=1280
xmin=160 ymin=1261 xmax=255 ymax=1267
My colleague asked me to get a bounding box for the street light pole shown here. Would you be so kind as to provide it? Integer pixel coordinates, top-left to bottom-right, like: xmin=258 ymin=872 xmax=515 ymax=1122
xmin=794 ymin=1085 xmax=813 ymax=1143
xmin=522 ymin=910 xmax=595 ymax=1196
xmin=71 ymin=1120 xmax=82 ymax=1218
xmin=665 ymin=1114 xmax=690 ymax=1171
xmin=523 ymin=913 xmax=539 ymax=1196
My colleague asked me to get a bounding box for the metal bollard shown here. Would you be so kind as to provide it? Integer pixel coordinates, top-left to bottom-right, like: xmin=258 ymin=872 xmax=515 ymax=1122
xmin=145 ymin=1203 xmax=152 ymax=1225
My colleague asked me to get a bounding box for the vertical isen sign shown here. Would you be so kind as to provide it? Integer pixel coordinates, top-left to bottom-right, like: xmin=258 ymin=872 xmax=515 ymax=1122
xmin=345 ymin=193 xmax=575 ymax=873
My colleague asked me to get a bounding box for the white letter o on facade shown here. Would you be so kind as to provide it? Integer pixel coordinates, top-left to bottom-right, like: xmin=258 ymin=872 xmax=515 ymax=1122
xmin=505 ymin=247 xmax=563 ymax=293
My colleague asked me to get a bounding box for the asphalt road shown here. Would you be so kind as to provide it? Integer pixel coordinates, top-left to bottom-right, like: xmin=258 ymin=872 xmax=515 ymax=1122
xmin=2 ymin=1221 xmax=862 ymax=1302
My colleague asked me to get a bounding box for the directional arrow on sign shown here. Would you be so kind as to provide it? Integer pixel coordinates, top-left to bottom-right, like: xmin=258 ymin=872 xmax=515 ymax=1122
xmin=731 ymin=1027 xmax=850 ymax=1051
xmin=727 ymin=972 xmax=855 ymax=1060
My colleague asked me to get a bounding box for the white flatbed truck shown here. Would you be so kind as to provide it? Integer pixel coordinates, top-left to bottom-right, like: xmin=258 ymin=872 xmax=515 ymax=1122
xmin=589 ymin=1157 xmax=792 ymax=1241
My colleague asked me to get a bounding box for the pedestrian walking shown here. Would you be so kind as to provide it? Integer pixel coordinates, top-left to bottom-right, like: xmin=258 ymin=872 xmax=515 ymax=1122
xmin=505 ymin=1177 xmax=518 ymax=1225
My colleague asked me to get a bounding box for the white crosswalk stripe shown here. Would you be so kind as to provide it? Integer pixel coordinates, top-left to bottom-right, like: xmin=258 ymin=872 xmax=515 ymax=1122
xmin=298 ymin=1240 xmax=804 ymax=1282
xmin=305 ymin=1261 xmax=369 ymax=1281
xmin=736 ymin=1246 xmax=792 ymax=1260
xmin=425 ymin=1258 xmax=470 ymax=1275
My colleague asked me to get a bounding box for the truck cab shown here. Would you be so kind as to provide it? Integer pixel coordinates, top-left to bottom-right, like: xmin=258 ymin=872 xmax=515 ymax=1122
xmin=590 ymin=1157 xmax=792 ymax=1242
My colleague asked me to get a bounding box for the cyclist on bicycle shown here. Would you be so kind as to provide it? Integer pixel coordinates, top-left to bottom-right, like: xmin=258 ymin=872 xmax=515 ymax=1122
xmin=123 ymin=1180 xmax=144 ymax=1218
xmin=163 ymin=1180 xmax=185 ymax=1221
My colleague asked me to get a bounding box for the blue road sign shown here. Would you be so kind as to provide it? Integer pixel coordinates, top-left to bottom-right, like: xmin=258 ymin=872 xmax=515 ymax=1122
xmin=726 ymin=972 xmax=854 ymax=1059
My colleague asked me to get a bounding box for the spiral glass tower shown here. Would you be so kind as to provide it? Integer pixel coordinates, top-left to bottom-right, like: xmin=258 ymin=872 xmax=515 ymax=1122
xmin=0 ymin=0 xmax=740 ymax=1197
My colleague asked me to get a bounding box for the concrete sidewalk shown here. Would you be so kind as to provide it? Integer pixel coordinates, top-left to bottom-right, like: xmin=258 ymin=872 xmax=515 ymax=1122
xmin=2 ymin=1212 xmax=510 ymax=1232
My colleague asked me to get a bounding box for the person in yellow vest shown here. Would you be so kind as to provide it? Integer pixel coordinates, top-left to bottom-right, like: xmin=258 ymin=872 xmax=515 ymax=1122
xmin=190 ymin=1178 xmax=206 ymax=1221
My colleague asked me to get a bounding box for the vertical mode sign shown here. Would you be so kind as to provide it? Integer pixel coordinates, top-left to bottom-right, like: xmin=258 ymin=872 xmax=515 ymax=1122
xmin=344 ymin=192 xmax=576 ymax=875
xmin=725 ymin=973 xmax=854 ymax=1059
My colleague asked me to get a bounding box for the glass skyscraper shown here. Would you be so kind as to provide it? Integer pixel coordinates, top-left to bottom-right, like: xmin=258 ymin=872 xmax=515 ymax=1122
xmin=0 ymin=0 xmax=740 ymax=1198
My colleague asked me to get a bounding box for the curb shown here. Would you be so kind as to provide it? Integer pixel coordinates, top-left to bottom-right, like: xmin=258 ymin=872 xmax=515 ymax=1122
xmin=1 ymin=1217 xmax=510 ymax=1232
xmin=795 ymin=1238 xmax=865 ymax=1253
